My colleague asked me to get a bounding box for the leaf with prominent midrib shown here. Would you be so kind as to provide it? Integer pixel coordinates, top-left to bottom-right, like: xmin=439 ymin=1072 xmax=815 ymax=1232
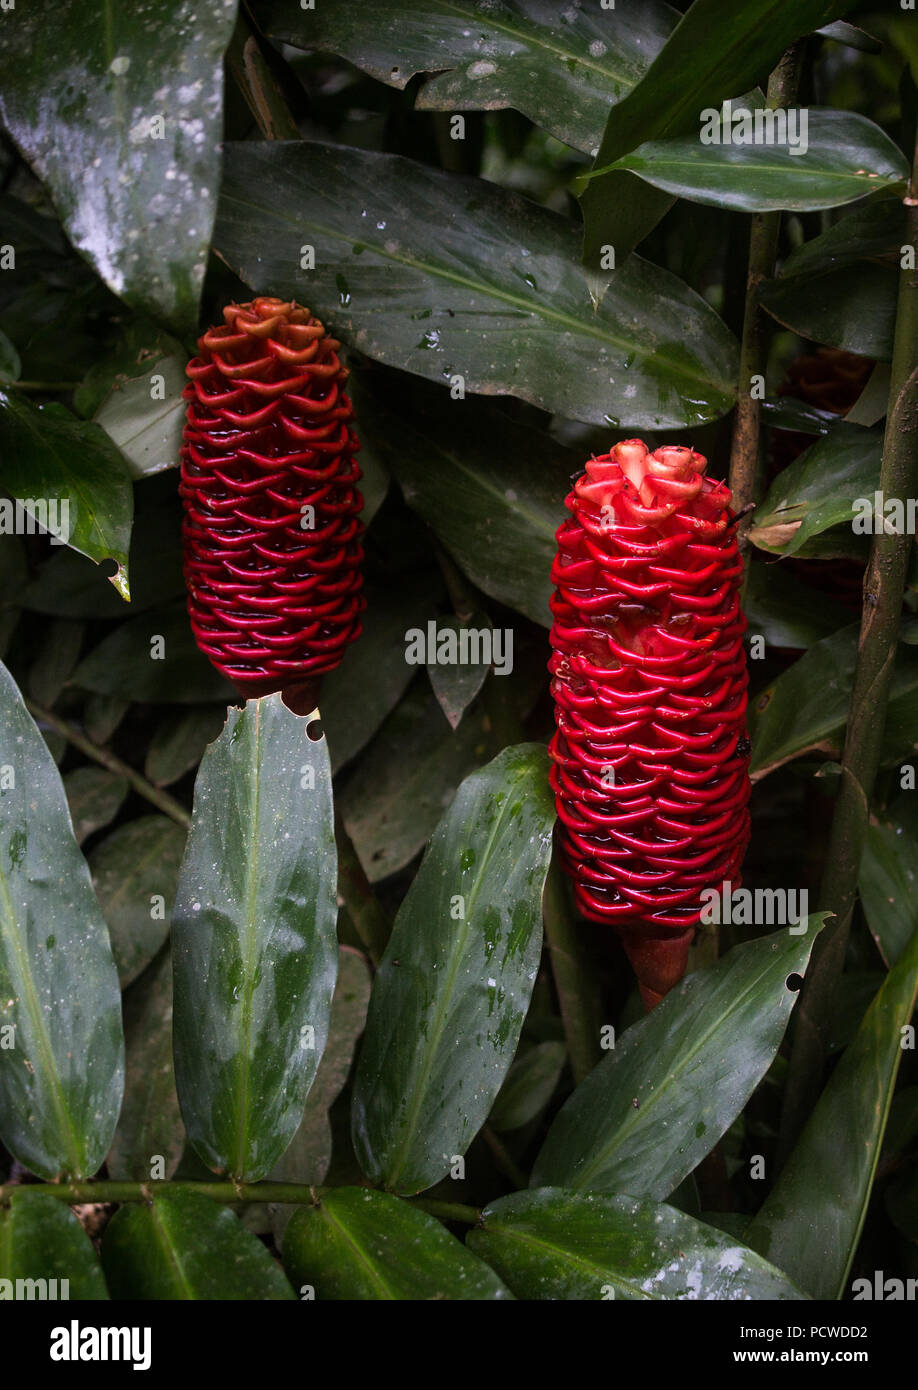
xmin=532 ymin=921 xmax=823 ymax=1199
xmin=172 ymin=695 xmax=338 ymax=1181
xmin=0 ymin=1189 xmax=108 ymax=1299
xmin=609 ymin=109 xmax=908 ymax=213
xmin=351 ymin=744 xmax=555 ymax=1194
xmin=261 ymin=0 xmax=677 ymax=155
xmin=578 ymin=0 xmax=862 ymax=268
xmin=283 ymin=1187 xmax=512 ymax=1300
xmin=215 ymin=140 xmax=738 ymax=431
xmin=468 ymin=1189 xmax=807 ymax=1300
xmin=0 ymin=0 xmax=237 ymax=335
xmin=0 ymin=660 xmax=124 ymax=1179
xmin=101 ymin=1189 xmax=295 ymax=1300
xmin=746 ymin=926 xmax=918 ymax=1299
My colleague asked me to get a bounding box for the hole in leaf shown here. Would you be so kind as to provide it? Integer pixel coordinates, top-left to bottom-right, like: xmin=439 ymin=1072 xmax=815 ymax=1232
xmin=785 ymin=972 xmax=804 ymax=993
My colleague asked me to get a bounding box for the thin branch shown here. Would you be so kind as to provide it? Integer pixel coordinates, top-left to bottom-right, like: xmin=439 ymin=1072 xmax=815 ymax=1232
xmin=27 ymin=700 xmax=191 ymax=829
xmin=777 ymin=129 xmax=918 ymax=1165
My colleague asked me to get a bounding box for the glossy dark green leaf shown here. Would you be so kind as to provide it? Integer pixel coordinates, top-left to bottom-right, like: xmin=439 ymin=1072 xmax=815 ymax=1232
xmin=101 ymin=1189 xmax=295 ymax=1300
xmin=0 ymin=389 xmax=133 ymax=597
xmin=21 ymin=497 xmax=183 ymax=620
xmin=0 ymin=0 xmax=237 ymax=336
xmin=107 ymin=950 xmax=184 ymax=1182
xmin=94 ymin=338 xmax=187 ymax=479
xmin=760 ymin=262 xmax=897 ymax=360
xmin=579 ymin=0 xmax=861 ymax=267
xmin=748 ymin=425 xmax=883 ymax=556
xmin=747 ymin=926 xmax=918 ymax=1299
xmin=90 ymin=815 xmax=187 ymax=988
xmin=489 ymin=1041 xmax=566 ymax=1133
xmin=353 ymin=373 xmax=572 ymax=626
xmin=144 ymin=707 xmax=225 ymax=787
xmin=0 ymin=659 xmax=124 ymax=1179
xmin=859 ymin=816 xmax=918 ymax=968
xmin=172 ymin=695 xmax=338 ymax=1181
xmin=777 ymin=195 xmax=904 ymax=279
xmin=337 ymin=679 xmax=494 ymax=884
xmin=468 ymin=1188 xmax=807 ymax=1300
xmin=352 ymin=744 xmax=554 ymax=1194
xmin=0 ymin=1189 xmax=108 ymax=1299
xmin=610 ymin=109 xmax=907 ymax=212
xmin=72 ymin=599 xmax=234 ymax=704
xmin=64 ymin=767 xmax=129 ymax=846
xmin=267 ymin=947 xmax=372 ymax=1199
xmin=283 ymin=1187 xmax=511 ymax=1300
xmin=262 ymin=0 xmax=677 ymax=155
xmin=750 ymin=628 xmax=918 ymax=778
xmin=215 ymin=140 xmax=738 ymax=430
xmin=83 ymin=694 xmax=130 ymax=745
xmin=744 ymin=560 xmax=853 ymax=651
xmin=319 ymin=573 xmax=444 ymax=773
xmin=532 ymin=921 xmax=823 ymax=1199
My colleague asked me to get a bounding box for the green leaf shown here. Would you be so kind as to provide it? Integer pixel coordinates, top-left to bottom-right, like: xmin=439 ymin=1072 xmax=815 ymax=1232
xmin=0 ymin=328 xmax=21 ymax=384
xmin=579 ymin=0 xmax=861 ymax=268
xmin=319 ymin=574 xmax=444 ymax=773
xmin=283 ymin=1187 xmax=511 ymax=1300
xmin=107 ymin=950 xmax=184 ymax=1182
xmin=101 ymin=1189 xmax=295 ymax=1299
xmin=27 ymin=617 xmax=84 ymax=707
xmin=489 ymin=1041 xmax=567 ymax=1133
xmin=89 ymin=815 xmax=187 ymax=988
xmin=267 ymin=947 xmax=372 ymax=1193
xmin=746 ymin=927 xmax=918 ymax=1299
xmin=21 ymin=496 xmax=185 ymax=619
xmin=427 ymin=615 xmax=493 ymax=730
xmin=72 ymin=599 xmax=235 ymax=704
xmin=531 ymin=921 xmax=823 ymax=1199
xmin=0 ymin=0 xmax=237 ymax=336
xmin=744 ymin=559 xmax=853 ymax=651
xmin=93 ymin=338 xmax=187 ymax=479
xmin=337 ymin=679 xmax=495 ymax=884
xmin=750 ymin=627 xmax=918 ymax=778
xmin=215 ymin=140 xmax=738 ymax=430
xmin=172 ymin=695 xmax=338 ymax=1181
xmin=0 ymin=660 xmax=124 ymax=1179
xmin=859 ymin=817 xmax=918 ymax=968
xmin=608 ymin=109 xmax=907 ymax=212
xmin=354 ymin=372 xmax=571 ymax=626
xmin=63 ymin=767 xmax=129 ymax=846
xmin=0 ymin=1189 xmax=108 ymax=1299
xmin=817 ymin=19 xmax=882 ymax=52
xmin=144 ymin=706 xmax=225 ymax=787
xmin=467 ymin=1188 xmax=807 ymax=1300
xmin=352 ymin=744 xmax=555 ymax=1194
xmin=778 ymin=194 xmax=904 ymax=279
xmin=262 ymin=0 xmax=677 ymax=155
xmin=760 ymin=262 xmax=897 ymax=360
xmin=747 ymin=425 xmax=883 ymax=556
xmin=0 ymin=390 xmax=133 ymax=598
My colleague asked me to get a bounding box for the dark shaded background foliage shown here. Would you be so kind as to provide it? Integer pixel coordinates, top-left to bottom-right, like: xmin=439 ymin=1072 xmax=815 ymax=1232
xmin=0 ymin=0 xmax=917 ymax=1302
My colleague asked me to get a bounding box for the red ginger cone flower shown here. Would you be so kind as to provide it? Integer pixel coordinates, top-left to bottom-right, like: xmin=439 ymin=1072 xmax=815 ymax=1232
xmin=549 ymin=439 xmax=751 ymax=1009
xmin=180 ymin=297 xmax=364 ymax=713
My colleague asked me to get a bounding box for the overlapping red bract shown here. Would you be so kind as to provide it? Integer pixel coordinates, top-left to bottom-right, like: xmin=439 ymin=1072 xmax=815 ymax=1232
xmin=180 ymin=297 xmax=364 ymax=707
xmin=549 ymin=439 xmax=751 ymax=1008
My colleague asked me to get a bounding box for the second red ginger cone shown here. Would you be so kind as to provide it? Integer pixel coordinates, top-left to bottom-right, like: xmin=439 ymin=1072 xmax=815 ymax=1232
xmin=549 ymin=439 xmax=751 ymax=1009
xmin=180 ymin=297 xmax=364 ymax=714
